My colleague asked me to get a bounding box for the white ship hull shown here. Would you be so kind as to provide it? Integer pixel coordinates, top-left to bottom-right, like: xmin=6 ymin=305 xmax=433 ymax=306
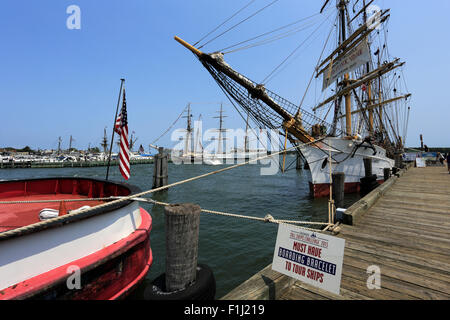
xmin=299 ymin=137 xmax=395 ymax=198
xmin=171 ymin=151 xmax=267 ymax=165
xmin=171 ymin=153 xmax=204 ymax=164
xmin=211 ymin=150 xmax=267 ymax=161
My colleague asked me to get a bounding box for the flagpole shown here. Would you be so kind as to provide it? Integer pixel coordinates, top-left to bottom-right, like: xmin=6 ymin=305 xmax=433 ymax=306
xmin=106 ymin=78 xmax=125 ymax=180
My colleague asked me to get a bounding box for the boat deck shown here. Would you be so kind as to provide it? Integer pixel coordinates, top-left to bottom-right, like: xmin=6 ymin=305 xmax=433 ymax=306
xmin=222 ymin=166 xmax=450 ymax=300
xmin=0 ymin=178 xmax=130 ymax=234
xmin=0 ymin=194 xmax=104 ymax=232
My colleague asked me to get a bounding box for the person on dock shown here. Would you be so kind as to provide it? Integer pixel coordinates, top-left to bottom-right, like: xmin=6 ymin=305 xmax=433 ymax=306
xmin=438 ymin=152 xmax=444 ymax=165
xmin=447 ymin=153 xmax=450 ymax=174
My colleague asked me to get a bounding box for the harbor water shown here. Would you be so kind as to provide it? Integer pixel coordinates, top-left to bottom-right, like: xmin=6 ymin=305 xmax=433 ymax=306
xmin=0 ymin=155 xmax=360 ymax=299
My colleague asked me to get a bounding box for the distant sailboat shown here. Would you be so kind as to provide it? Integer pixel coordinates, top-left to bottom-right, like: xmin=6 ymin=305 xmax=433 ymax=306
xmin=206 ymin=103 xmax=228 ymax=164
xmin=171 ymin=103 xmax=204 ymax=163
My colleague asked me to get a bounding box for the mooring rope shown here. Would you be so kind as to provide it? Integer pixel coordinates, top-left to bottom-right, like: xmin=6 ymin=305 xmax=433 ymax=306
xmin=0 ymin=138 xmax=329 ymax=239
xmin=127 ymin=197 xmax=332 ymax=230
xmin=0 ymin=195 xmax=333 ymax=234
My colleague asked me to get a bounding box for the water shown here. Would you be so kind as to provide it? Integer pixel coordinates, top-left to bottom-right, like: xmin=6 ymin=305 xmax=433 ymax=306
xmin=0 ymin=155 xmax=360 ymax=299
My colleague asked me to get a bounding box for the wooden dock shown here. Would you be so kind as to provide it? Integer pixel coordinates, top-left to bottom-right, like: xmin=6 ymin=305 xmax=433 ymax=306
xmin=222 ymin=166 xmax=450 ymax=300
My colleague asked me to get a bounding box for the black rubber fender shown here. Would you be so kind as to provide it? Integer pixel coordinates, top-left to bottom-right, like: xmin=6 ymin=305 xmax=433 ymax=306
xmin=144 ymin=264 xmax=216 ymax=300
xmin=360 ymin=174 xmax=377 ymax=184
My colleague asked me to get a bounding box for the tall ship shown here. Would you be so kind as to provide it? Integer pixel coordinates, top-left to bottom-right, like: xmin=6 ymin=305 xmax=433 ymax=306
xmin=171 ymin=103 xmax=204 ymax=163
xmin=174 ymin=0 xmax=411 ymax=197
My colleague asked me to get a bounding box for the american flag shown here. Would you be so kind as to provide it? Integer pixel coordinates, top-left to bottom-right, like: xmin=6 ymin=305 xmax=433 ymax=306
xmin=114 ymin=88 xmax=130 ymax=180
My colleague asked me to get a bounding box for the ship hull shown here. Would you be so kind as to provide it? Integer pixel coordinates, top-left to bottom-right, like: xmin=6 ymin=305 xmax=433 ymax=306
xmin=300 ymin=137 xmax=394 ymax=198
xmin=172 ymin=151 xmax=267 ymax=164
xmin=171 ymin=153 xmax=204 ymax=164
xmin=207 ymin=151 xmax=267 ymax=164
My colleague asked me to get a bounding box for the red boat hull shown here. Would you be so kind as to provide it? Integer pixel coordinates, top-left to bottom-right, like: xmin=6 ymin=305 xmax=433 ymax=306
xmin=0 ymin=178 xmax=153 ymax=300
xmin=309 ymin=180 xmax=384 ymax=198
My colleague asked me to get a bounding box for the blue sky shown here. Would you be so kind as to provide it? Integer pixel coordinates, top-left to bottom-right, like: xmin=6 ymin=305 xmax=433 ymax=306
xmin=0 ymin=0 xmax=449 ymax=151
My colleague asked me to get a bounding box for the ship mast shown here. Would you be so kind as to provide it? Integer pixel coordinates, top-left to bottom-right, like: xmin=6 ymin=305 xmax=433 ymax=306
xmin=182 ymin=103 xmax=193 ymax=155
xmin=338 ymin=0 xmax=353 ymax=137
xmin=314 ymin=1 xmax=409 ymax=150
xmin=194 ymin=114 xmax=203 ymax=155
xmin=69 ymin=135 xmax=74 ymax=153
xmin=362 ymin=0 xmax=374 ymax=135
xmin=213 ymin=103 xmax=227 ymax=155
xmin=377 ymin=50 xmax=384 ymax=136
xmin=57 ymin=136 xmax=62 ymax=155
xmin=129 ymin=131 xmax=137 ymax=151
xmin=101 ymin=127 xmax=109 ymax=154
xmin=244 ymin=112 xmax=250 ymax=153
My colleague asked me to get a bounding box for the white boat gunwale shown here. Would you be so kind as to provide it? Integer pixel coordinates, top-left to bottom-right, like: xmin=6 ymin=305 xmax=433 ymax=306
xmin=0 ymin=176 xmax=142 ymax=241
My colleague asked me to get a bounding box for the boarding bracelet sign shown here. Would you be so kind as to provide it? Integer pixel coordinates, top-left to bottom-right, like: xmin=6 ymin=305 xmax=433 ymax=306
xmin=272 ymin=223 xmax=345 ymax=295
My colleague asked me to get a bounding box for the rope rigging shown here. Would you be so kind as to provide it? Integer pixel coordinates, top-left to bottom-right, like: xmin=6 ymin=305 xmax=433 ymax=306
xmin=218 ymin=12 xmax=324 ymax=54
xmin=194 ymin=0 xmax=257 ymax=47
xmin=261 ymin=10 xmax=336 ymax=85
xmin=198 ymin=0 xmax=281 ymax=49
xmin=150 ymin=104 xmax=188 ymax=146
xmin=222 ymin=20 xmax=319 ymax=55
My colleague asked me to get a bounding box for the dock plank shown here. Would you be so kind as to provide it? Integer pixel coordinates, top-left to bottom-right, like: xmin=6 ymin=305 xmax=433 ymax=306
xmin=342 ymin=253 xmax=450 ymax=296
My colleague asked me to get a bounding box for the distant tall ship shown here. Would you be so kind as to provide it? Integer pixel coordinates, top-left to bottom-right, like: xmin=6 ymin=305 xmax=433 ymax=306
xmin=213 ymin=108 xmax=267 ymax=163
xmin=171 ymin=103 xmax=204 ymax=163
xmin=174 ymin=0 xmax=411 ymax=197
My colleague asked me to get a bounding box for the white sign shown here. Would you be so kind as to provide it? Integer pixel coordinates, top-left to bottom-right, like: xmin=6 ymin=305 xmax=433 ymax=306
xmin=416 ymin=157 xmax=426 ymax=168
xmin=322 ymin=39 xmax=371 ymax=91
xmin=272 ymin=223 xmax=346 ymax=295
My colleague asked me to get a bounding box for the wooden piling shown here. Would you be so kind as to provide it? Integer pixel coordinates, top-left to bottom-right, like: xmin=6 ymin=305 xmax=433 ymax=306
xmin=384 ymin=168 xmax=391 ymax=181
xmin=165 ymin=203 xmax=201 ymax=292
xmin=363 ymin=157 xmax=372 ymax=177
xmin=160 ymin=147 xmax=169 ymax=187
xmin=153 ymin=147 xmax=168 ymax=189
xmin=332 ymin=172 xmax=345 ymax=209
xmin=152 ymin=153 xmax=161 ymax=189
xmin=360 ymin=157 xmax=378 ymax=197
xmin=394 ymin=152 xmax=403 ymax=168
